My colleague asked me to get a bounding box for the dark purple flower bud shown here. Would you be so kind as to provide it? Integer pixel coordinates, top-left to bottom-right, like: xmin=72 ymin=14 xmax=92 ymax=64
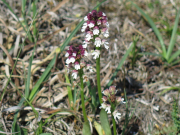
xmin=69 ymin=45 xmax=74 ymax=51
xmin=79 ymin=45 xmax=83 ymax=50
xmin=91 ymin=10 xmax=97 ymax=17
xmin=87 ymin=13 xmax=92 ymax=20
xmin=67 ymin=50 xmax=72 ymax=55
xmin=85 ymin=27 xmax=90 ymax=33
xmin=97 ymin=11 xmax=103 ymax=17
xmin=76 ymin=54 xmax=81 ymax=59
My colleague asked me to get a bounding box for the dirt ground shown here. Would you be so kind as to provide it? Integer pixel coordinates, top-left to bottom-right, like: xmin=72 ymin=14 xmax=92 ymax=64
xmin=0 ymin=0 xmax=180 ymax=134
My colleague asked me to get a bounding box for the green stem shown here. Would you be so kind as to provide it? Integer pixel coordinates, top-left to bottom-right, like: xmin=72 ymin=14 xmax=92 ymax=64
xmin=79 ymin=68 xmax=88 ymax=122
xmin=96 ymin=47 xmax=102 ymax=104
xmin=111 ymin=104 xmax=117 ymax=135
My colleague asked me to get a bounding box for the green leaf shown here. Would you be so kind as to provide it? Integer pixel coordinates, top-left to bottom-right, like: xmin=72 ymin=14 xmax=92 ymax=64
xmin=132 ymin=2 xmax=167 ymax=57
xmin=166 ymin=8 xmax=180 ymax=60
xmin=94 ymin=121 xmax=104 ymax=135
xmin=82 ymin=121 xmax=91 ymax=135
xmin=106 ymin=42 xmax=134 ymax=87
xmin=28 ymin=56 xmax=56 ymax=102
xmin=100 ymin=109 xmax=111 ymax=135
xmin=65 ymin=69 xmax=73 ymax=109
xmin=168 ymin=49 xmax=180 ymax=63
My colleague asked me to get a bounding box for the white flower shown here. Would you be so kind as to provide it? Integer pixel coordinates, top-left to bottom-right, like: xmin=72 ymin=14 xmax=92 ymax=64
xmin=65 ymin=52 xmax=69 ymax=57
xmin=74 ymin=64 xmax=80 ymax=70
xmin=92 ymin=50 xmax=100 ymax=59
xmin=81 ymin=23 xmax=87 ymax=32
xmin=87 ymin=64 xmax=93 ymax=72
xmin=99 ymin=103 xmax=107 ymax=109
xmin=72 ymin=53 xmax=76 ymax=57
xmin=93 ymin=29 xmax=99 ymax=35
xmin=66 ymin=58 xmax=71 ymax=64
xmin=113 ymin=111 xmax=121 ymax=120
xmin=121 ymin=98 xmax=126 ymax=104
xmin=102 ymin=40 xmax=109 ymax=50
xmin=84 ymin=50 xmax=88 ymax=56
xmin=94 ymin=38 xmax=101 ymax=47
xmin=88 ymin=22 xmax=94 ymax=28
xmin=69 ymin=57 xmax=75 ymax=63
xmin=86 ymin=33 xmax=92 ymax=41
xmin=82 ymin=41 xmax=88 ymax=48
xmin=105 ymin=105 xmax=111 ymax=114
xmin=104 ymin=31 xmax=109 ymax=38
xmin=102 ymin=12 xmax=106 ymax=16
xmin=84 ymin=16 xmax=88 ymax=21
xmin=72 ymin=71 xmax=78 ymax=79
xmin=106 ymin=22 xmax=109 ymax=27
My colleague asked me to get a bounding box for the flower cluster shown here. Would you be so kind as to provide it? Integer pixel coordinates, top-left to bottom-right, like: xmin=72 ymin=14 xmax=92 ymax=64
xmin=81 ymin=10 xmax=109 ymax=59
xmin=65 ymin=45 xmax=88 ymax=79
xmin=99 ymin=86 xmax=125 ymax=121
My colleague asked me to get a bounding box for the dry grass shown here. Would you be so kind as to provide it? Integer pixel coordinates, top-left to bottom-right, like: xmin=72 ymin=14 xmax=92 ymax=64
xmin=0 ymin=0 xmax=180 ymax=134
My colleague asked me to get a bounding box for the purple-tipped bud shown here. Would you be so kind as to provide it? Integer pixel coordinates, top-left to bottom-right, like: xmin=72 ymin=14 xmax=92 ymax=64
xmin=109 ymin=86 xmax=116 ymax=94
xmin=103 ymin=89 xmax=110 ymax=96
xmin=79 ymin=45 xmax=83 ymax=50
xmin=97 ymin=11 xmax=103 ymax=17
xmin=85 ymin=27 xmax=90 ymax=33
xmin=76 ymin=54 xmax=81 ymax=59
xmin=80 ymin=61 xmax=86 ymax=68
xmin=102 ymin=96 xmax=108 ymax=102
xmin=102 ymin=19 xmax=107 ymax=25
xmin=102 ymin=16 xmax=107 ymax=20
xmin=87 ymin=13 xmax=92 ymax=20
xmin=69 ymin=45 xmax=74 ymax=51
xmin=81 ymin=49 xmax=85 ymax=56
xmin=91 ymin=10 xmax=97 ymax=17
xmin=116 ymin=97 xmax=122 ymax=103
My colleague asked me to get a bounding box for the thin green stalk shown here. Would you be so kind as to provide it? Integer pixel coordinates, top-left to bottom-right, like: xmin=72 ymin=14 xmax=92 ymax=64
xmin=111 ymin=104 xmax=117 ymax=135
xmin=96 ymin=47 xmax=102 ymax=104
xmin=79 ymin=68 xmax=88 ymax=122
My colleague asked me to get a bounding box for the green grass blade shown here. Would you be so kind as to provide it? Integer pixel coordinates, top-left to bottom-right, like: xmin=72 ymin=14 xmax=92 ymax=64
xmin=132 ymin=2 xmax=167 ymax=57
xmin=168 ymin=49 xmax=180 ymax=63
xmin=160 ymin=87 xmax=180 ymax=95
xmin=2 ymin=0 xmax=33 ymax=42
xmin=65 ymin=69 xmax=73 ymax=109
xmin=166 ymin=8 xmax=180 ymax=60
xmin=2 ymin=0 xmax=27 ymax=32
xmin=106 ymin=42 xmax=134 ymax=87
xmin=28 ymin=55 xmax=56 ymax=102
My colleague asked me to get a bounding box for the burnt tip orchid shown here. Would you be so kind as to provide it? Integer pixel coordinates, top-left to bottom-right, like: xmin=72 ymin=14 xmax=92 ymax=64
xmin=65 ymin=45 xmax=88 ymax=79
xmin=81 ymin=10 xmax=110 ymax=59
xmin=100 ymin=86 xmax=125 ymax=121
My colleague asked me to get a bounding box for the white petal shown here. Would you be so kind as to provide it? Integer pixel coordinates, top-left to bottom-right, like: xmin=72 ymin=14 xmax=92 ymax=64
xmin=65 ymin=52 xmax=69 ymax=57
xmin=75 ymin=64 xmax=80 ymax=70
